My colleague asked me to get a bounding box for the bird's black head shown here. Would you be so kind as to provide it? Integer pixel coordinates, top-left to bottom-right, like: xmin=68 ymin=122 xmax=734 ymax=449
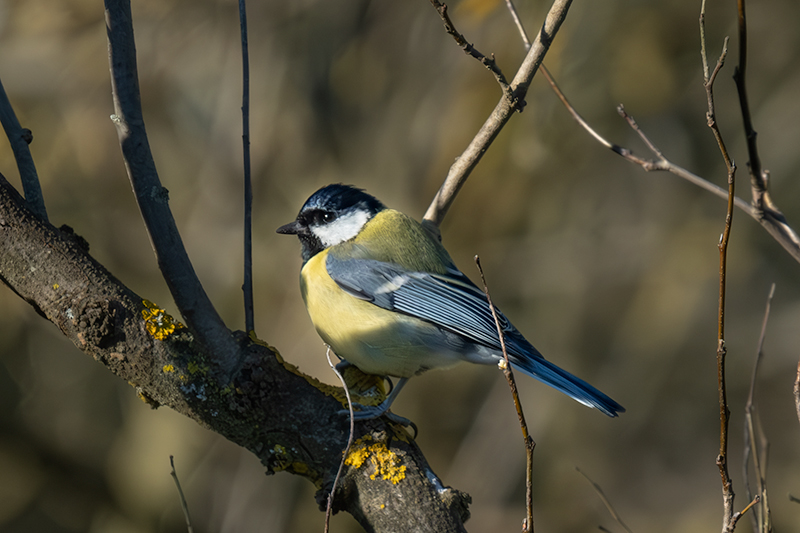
xmin=277 ymin=184 xmax=385 ymax=262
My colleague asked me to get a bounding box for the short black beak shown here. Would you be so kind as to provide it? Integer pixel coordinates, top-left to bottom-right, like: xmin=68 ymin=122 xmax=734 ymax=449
xmin=276 ymin=220 xmax=304 ymax=235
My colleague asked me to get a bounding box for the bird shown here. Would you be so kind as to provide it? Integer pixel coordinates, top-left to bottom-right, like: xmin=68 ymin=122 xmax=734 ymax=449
xmin=277 ymin=184 xmax=624 ymax=421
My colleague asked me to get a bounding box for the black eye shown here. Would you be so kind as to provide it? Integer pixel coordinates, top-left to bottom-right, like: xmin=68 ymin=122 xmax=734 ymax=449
xmin=321 ymin=212 xmax=337 ymax=224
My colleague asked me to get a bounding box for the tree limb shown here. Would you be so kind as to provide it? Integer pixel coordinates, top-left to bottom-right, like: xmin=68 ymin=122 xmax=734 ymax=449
xmin=0 ymin=172 xmax=471 ymax=532
xmin=104 ymin=0 xmax=239 ymax=379
xmin=423 ymin=0 xmax=573 ymax=235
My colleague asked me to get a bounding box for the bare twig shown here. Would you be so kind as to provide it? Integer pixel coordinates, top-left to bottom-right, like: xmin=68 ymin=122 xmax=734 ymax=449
xmin=423 ymin=0 xmax=574 ymax=233
xmin=429 ymin=0 xmax=516 ymax=106
xmin=0 ymin=77 xmax=47 ymax=221
xmin=730 ymin=495 xmax=761 ymax=531
xmin=730 ymin=0 xmax=800 ymax=258
xmin=104 ymin=0 xmax=238 ymax=379
xmin=475 ymin=255 xmax=535 ymax=533
xmin=169 ymin=456 xmax=195 ymax=533
xmin=324 ymin=346 xmax=355 ymax=533
xmin=743 ymin=284 xmax=774 ymax=533
xmin=504 ymin=0 xmax=531 ymax=49
xmin=576 ymin=467 xmax=633 ymax=533
xmin=733 ymin=0 xmax=767 ymax=210
xmin=731 ymin=0 xmax=800 ymax=277
xmin=239 ymin=0 xmax=255 ymax=334
xmin=700 ymin=2 xmax=737 ymax=531
xmin=533 ymin=18 xmax=800 ymax=264
xmin=795 ymin=360 xmax=800 ymax=428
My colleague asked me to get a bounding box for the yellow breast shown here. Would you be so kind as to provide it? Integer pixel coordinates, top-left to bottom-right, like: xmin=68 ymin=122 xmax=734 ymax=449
xmin=298 ymin=210 xmax=461 ymax=377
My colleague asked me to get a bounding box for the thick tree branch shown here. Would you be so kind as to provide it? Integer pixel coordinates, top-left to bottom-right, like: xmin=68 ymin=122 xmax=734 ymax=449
xmin=104 ymin=0 xmax=239 ymax=379
xmin=423 ymin=0 xmax=573 ymax=234
xmin=0 ymin=172 xmax=471 ymax=532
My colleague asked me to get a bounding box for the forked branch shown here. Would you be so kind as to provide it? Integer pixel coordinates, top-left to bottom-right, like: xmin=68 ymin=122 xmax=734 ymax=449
xmin=104 ymin=0 xmax=238 ymax=378
xmin=423 ymin=0 xmax=574 ymax=233
xmin=699 ymin=3 xmax=737 ymax=530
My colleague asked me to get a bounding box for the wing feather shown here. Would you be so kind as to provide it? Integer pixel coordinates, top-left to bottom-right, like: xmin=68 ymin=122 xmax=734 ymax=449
xmin=327 ymin=255 xmax=531 ymax=356
xmin=325 ymin=253 xmax=625 ymax=417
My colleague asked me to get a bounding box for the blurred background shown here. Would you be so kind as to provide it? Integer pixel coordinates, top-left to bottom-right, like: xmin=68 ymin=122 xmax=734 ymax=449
xmin=1 ymin=0 xmax=799 ymax=531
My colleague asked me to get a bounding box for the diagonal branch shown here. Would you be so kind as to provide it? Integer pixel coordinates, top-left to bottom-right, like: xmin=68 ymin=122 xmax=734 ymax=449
xmin=104 ymin=0 xmax=238 ymax=379
xmin=423 ymin=0 xmax=573 ymax=234
xmin=429 ymin=0 xmax=517 ymax=106
xmin=539 ymin=63 xmax=800 ymax=263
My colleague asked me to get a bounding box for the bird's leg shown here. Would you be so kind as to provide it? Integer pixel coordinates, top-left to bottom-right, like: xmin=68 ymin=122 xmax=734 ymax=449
xmin=340 ymin=377 xmax=410 ymax=425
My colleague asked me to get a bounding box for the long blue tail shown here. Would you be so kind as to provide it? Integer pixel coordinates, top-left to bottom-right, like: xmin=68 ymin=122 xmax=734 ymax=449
xmin=508 ymin=352 xmax=625 ymax=417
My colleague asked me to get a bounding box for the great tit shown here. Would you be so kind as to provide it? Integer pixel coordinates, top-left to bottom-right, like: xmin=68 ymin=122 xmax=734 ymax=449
xmin=277 ymin=184 xmax=624 ymax=420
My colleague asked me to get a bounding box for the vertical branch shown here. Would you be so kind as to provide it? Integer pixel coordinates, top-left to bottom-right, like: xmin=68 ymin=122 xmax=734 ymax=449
xmin=324 ymin=347 xmax=355 ymax=533
xmin=239 ymin=0 xmax=255 ymax=334
xmin=732 ymin=0 xmax=793 ymax=256
xmin=732 ymin=0 xmax=765 ymax=207
xmin=715 ymin=137 xmax=736 ymax=533
xmin=795 ymin=360 xmax=800 ymax=428
xmin=475 ymin=256 xmax=535 ymax=533
xmin=699 ymin=2 xmax=737 ymax=530
xmin=0 ymin=78 xmax=47 ymax=221
xmin=743 ymin=284 xmax=775 ymax=533
xmin=105 ymin=0 xmax=238 ymax=378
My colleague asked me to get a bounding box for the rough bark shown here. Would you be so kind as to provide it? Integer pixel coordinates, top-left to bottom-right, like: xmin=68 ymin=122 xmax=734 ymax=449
xmin=0 ymin=173 xmax=471 ymax=532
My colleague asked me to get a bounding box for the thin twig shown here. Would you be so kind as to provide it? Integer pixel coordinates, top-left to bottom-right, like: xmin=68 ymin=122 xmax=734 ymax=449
xmin=429 ymin=0 xmax=517 ymax=106
xmin=730 ymin=495 xmax=760 ymax=531
xmin=423 ymin=0 xmax=574 ymax=234
xmin=239 ymin=0 xmax=254 ymax=334
xmin=504 ymin=0 xmax=531 ymax=49
xmin=104 ymin=0 xmax=238 ymax=379
xmin=733 ymin=0 xmax=765 ymax=209
xmin=743 ymin=284 xmax=775 ymax=533
xmin=795 ymin=360 xmax=800 ymax=428
xmin=700 ymin=3 xmax=737 ymax=531
xmin=0 ymin=77 xmax=47 ymax=221
xmin=533 ymin=16 xmax=800 ymax=264
xmin=324 ymin=346 xmax=355 ymax=533
xmin=475 ymin=255 xmax=534 ymax=533
xmin=169 ymin=455 xmax=194 ymax=533
xmin=576 ymin=467 xmax=633 ymax=533
xmin=731 ymin=0 xmax=798 ymax=274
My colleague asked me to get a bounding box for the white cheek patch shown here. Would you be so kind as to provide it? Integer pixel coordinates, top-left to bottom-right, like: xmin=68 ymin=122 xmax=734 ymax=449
xmin=311 ymin=210 xmax=370 ymax=247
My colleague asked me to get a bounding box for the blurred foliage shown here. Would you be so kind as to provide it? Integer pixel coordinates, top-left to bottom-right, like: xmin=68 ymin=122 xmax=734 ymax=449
xmin=1 ymin=0 xmax=800 ymax=531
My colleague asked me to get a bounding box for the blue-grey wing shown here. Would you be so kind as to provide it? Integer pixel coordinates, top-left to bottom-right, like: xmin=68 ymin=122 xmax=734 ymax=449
xmin=326 ymin=253 xmax=626 ymax=418
xmin=325 ymin=254 xmax=534 ymax=357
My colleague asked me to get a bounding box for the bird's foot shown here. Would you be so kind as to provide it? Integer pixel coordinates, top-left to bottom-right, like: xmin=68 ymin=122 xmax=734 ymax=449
xmin=338 ymin=402 xmax=411 ymax=426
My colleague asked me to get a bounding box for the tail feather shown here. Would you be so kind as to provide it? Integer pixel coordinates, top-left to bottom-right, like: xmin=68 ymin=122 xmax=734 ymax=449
xmin=508 ymin=353 xmax=624 ymax=417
